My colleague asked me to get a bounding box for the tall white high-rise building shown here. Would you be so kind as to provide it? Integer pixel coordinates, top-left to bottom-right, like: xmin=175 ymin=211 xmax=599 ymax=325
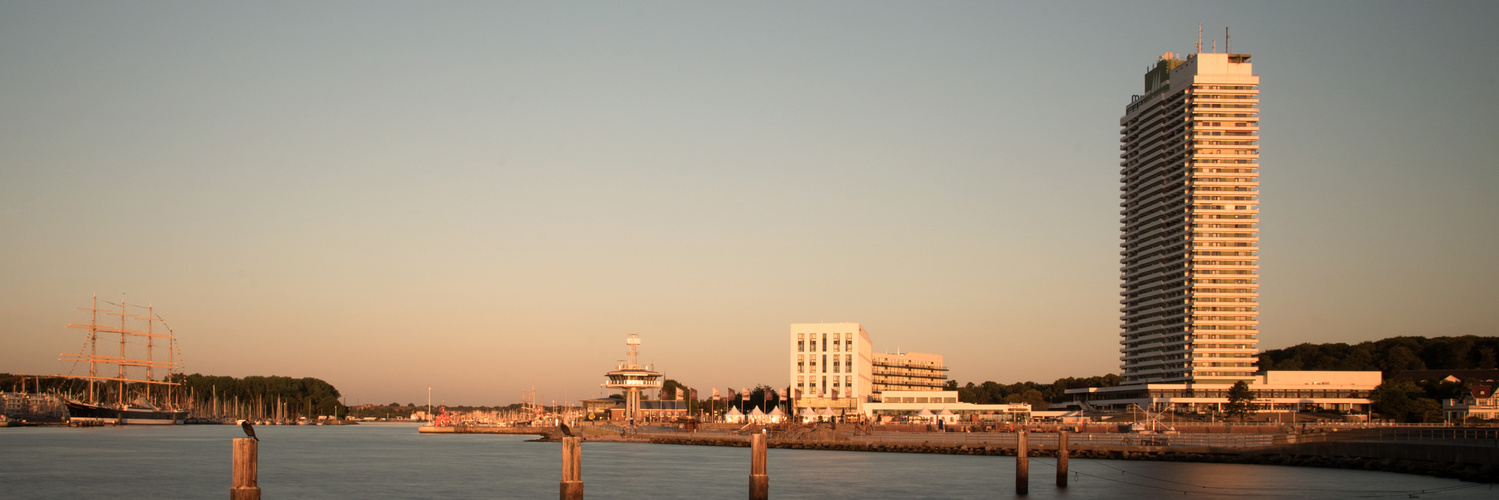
xmin=1118 ymin=51 xmax=1260 ymax=385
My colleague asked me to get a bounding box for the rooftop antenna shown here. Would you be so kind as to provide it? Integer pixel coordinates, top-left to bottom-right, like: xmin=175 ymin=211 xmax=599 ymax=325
xmin=1225 ymin=27 xmax=1230 ymax=53
xmin=1196 ymin=24 xmax=1202 ymax=54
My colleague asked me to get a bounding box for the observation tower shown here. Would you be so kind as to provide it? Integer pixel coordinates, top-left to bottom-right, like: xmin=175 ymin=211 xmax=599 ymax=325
xmin=603 ymin=334 xmax=662 ymax=424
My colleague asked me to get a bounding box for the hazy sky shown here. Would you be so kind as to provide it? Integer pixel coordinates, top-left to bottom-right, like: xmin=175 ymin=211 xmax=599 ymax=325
xmin=3 ymin=1 xmax=1496 ymax=406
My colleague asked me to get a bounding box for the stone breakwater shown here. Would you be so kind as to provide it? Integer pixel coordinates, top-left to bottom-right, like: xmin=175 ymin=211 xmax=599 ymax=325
xmin=641 ymin=434 xmax=1499 ymax=484
xmin=425 ymin=425 xmax=1498 ymax=483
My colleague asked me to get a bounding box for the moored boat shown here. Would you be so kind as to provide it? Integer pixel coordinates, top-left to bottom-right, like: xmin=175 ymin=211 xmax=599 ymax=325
xmin=56 ymin=296 xmax=191 ymax=425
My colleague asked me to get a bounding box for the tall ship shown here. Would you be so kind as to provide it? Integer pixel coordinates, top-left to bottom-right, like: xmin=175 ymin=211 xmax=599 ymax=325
xmin=58 ymin=296 xmax=190 ymax=425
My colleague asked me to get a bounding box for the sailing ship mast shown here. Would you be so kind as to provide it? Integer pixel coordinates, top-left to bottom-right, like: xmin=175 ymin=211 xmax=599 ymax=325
xmin=60 ymin=295 xmax=183 ymax=407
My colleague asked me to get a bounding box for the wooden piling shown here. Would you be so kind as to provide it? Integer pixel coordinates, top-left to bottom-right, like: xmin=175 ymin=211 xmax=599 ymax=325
xmin=749 ymin=433 xmax=769 ymax=500
xmin=1015 ymin=430 xmax=1029 ymax=495
xmin=560 ymin=437 xmax=583 ymax=500
xmin=231 ymin=438 xmax=260 ymax=500
xmin=1056 ymin=431 xmax=1069 ymax=488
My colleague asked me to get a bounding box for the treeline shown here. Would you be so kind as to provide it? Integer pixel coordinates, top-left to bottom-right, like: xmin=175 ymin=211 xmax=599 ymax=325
xmin=951 ymin=374 xmax=1124 ymax=407
xmin=173 ymin=373 xmax=345 ymax=418
xmin=1258 ymin=336 xmax=1499 ymax=423
xmin=1258 ymin=336 xmax=1499 ymax=375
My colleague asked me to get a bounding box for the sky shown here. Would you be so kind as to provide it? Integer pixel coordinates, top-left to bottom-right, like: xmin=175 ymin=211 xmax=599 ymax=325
xmin=3 ymin=1 xmax=1496 ymax=406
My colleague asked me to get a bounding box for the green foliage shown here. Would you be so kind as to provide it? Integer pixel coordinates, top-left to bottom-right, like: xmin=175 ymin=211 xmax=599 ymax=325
xmin=1371 ymin=380 xmax=1442 ymax=423
xmin=175 ymin=373 xmax=345 ymax=418
xmin=1258 ymin=336 xmax=1499 ymax=376
xmin=954 ymin=374 xmax=1122 ymax=405
xmin=1224 ymin=380 xmax=1256 ymax=421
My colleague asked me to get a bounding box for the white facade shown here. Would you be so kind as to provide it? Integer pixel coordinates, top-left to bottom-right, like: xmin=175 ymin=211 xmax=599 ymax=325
xmin=789 ymin=323 xmax=872 ymax=402
xmin=859 ymin=390 xmax=1031 ymax=423
xmin=1119 ymin=51 xmax=1261 ymax=385
xmin=1068 ymin=371 xmax=1380 ymax=413
xmin=871 ymin=352 xmax=947 ymax=394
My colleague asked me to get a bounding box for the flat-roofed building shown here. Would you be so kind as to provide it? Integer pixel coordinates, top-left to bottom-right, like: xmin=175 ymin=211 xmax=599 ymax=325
xmin=859 ymin=390 xmax=1030 ymax=423
xmin=1068 ymin=371 xmax=1380 ymax=413
xmin=789 ymin=323 xmax=872 ymax=404
xmin=871 ymin=352 xmax=947 ymax=394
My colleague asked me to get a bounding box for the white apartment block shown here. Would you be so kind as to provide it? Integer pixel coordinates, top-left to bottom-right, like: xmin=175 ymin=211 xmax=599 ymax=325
xmin=1118 ymin=51 xmax=1261 ymax=385
xmin=789 ymin=323 xmax=872 ymax=403
xmin=871 ymin=352 xmax=947 ymax=393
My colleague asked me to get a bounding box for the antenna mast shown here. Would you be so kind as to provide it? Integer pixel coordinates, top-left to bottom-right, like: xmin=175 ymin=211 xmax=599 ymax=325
xmin=1196 ymin=24 xmax=1202 ymax=54
xmin=1226 ymin=27 xmax=1231 ymax=53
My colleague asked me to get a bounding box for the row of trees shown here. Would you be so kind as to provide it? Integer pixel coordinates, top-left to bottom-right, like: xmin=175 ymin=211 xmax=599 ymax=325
xmin=949 ymin=374 xmax=1124 ymax=406
xmin=172 ymin=373 xmax=345 ymax=419
xmin=1258 ymin=336 xmax=1498 ymax=375
xmin=1260 ymin=336 xmax=1499 ymax=423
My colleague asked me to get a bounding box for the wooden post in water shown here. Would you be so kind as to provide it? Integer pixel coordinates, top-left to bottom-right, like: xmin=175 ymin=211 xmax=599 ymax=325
xmin=749 ymin=433 xmax=769 ymax=500
xmin=1056 ymin=431 xmax=1069 ymax=488
xmin=560 ymin=437 xmax=583 ymax=500
xmin=231 ymin=438 xmax=260 ymax=500
xmin=1015 ymin=430 xmax=1029 ymax=495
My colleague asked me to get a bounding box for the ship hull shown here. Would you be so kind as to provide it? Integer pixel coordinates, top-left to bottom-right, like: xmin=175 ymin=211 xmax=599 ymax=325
xmin=66 ymin=402 xmax=188 ymax=425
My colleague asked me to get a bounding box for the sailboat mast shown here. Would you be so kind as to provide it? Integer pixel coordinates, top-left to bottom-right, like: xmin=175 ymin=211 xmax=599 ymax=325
xmin=145 ymin=304 xmax=153 ymax=402
xmin=118 ymin=297 xmax=126 ymax=407
xmin=89 ymin=294 xmax=98 ymax=403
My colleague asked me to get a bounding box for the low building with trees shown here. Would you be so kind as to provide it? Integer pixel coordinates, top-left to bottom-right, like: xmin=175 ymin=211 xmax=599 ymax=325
xmin=1066 ymin=371 xmax=1380 ymax=415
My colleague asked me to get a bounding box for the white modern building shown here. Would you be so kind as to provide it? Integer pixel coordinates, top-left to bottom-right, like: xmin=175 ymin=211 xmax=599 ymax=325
xmin=789 ymin=323 xmax=871 ymax=415
xmin=1118 ymin=51 xmax=1261 ymax=385
xmin=1069 ymin=45 xmax=1377 ymax=415
xmin=871 ymin=352 xmax=948 ymax=394
xmin=788 ymin=323 xmax=951 ymax=416
xmin=859 ymin=390 xmax=1030 ymax=423
xmin=1068 ymin=371 xmax=1379 ymax=413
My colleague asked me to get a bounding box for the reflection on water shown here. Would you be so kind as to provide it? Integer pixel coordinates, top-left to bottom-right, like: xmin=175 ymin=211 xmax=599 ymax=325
xmin=0 ymin=424 xmax=1491 ymax=499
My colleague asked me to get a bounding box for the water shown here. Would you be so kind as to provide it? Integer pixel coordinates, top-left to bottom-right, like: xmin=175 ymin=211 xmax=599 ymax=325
xmin=1 ymin=424 xmax=1491 ymax=499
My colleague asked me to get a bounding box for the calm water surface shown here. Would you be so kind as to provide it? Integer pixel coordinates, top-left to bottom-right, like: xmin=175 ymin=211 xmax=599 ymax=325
xmin=1 ymin=423 xmax=1491 ymax=499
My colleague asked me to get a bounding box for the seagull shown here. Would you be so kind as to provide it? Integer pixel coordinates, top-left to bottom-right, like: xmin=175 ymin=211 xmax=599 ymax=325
xmin=242 ymin=421 xmax=258 ymax=441
xmin=558 ymin=422 xmax=574 ymax=438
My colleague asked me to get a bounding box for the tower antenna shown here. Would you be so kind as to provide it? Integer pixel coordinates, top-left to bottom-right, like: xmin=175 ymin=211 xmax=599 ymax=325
xmin=1225 ymin=27 xmax=1230 ymax=53
xmin=1196 ymin=24 xmax=1202 ymax=54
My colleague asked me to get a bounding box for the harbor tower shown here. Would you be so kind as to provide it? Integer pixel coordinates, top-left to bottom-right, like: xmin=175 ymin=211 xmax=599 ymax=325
xmin=603 ymin=334 xmax=662 ymax=424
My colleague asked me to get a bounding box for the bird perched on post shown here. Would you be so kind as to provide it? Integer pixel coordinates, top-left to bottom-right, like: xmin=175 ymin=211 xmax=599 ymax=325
xmin=558 ymin=422 xmax=574 ymax=438
xmin=242 ymin=421 xmax=258 ymax=441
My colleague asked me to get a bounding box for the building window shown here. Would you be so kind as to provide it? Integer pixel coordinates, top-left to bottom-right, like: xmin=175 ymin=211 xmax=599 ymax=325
xmin=845 ymin=337 xmax=852 ymax=351
xmin=822 ymin=334 xmax=827 ymax=352
xmin=797 ymin=333 xmax=804 ymax=352
xmin=822 ymin=355 xmax=827 ymax=373
xmin=833 ymin=333 xmax=840 ymax=351
xmin=798 ymin=359 xmax=804 ymax=373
